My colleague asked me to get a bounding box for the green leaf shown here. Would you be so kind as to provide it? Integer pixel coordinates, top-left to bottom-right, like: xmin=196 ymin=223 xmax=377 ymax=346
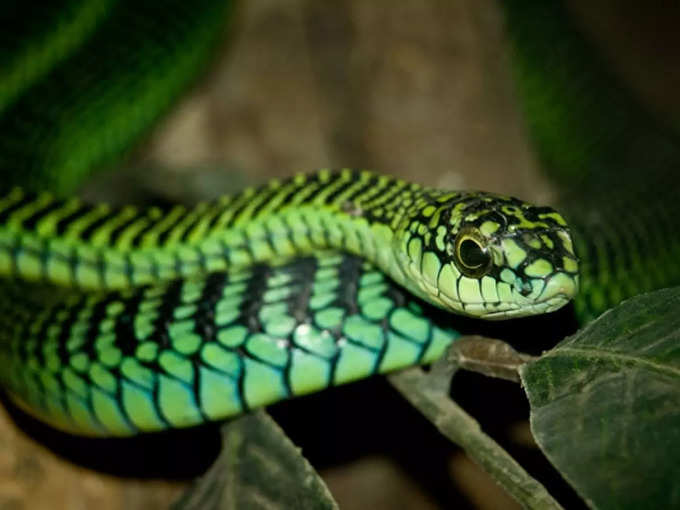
xmin=174 ymin=411 xmax=338 ymax=510
xmin=520 ymin=287 xmax=680 ymax=509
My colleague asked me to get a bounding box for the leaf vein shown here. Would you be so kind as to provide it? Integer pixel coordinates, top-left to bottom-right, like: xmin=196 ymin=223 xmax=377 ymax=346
xmin=544 ymin=347 xmax=680 ymax=378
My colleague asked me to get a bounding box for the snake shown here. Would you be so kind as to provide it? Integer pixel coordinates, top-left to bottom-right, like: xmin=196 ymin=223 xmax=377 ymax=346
xmin=0 ymin=170 xmax=579 ymax=435
xmin=1 ymin=0 xmax=679 ymax=439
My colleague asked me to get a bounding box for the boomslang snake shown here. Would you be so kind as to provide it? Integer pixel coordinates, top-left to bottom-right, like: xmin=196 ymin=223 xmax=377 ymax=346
xmin=0 ymin=170 xmax=578 ymax=435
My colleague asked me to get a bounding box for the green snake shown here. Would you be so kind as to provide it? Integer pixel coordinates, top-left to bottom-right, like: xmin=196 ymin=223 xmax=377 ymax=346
xmin=0 ymin=170 xmax=578 ymax=435
xmin=1 ymin=0 xmax=680 ymax=439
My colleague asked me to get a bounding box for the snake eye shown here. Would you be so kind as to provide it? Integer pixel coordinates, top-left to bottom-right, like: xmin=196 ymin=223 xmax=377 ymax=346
xmin=453 ymin=229 xmax=492 ymax=278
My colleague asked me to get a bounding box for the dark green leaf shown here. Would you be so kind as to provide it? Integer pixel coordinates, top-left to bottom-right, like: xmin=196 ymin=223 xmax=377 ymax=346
xmin=521 ymin=287 xmax=680 ymax=509
xmin=174 ymin=411 xmax=338 ymax=510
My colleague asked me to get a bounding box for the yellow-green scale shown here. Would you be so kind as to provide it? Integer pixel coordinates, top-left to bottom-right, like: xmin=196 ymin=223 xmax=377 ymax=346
xmin=0 ymin=171 xmax=427 ymax=295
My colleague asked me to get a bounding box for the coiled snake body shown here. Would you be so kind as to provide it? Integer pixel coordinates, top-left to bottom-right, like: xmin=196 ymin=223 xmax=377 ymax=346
xmin=0 ymin=170 xmax=578 ymax=435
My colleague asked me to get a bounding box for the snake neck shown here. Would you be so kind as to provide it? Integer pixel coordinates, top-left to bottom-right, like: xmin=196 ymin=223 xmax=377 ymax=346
xmin=0 ymin=170 xmax=436 ymax=290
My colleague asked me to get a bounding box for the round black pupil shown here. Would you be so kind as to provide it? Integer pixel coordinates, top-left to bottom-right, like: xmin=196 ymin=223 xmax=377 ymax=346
xmin=459 ymin=239 xmax=487 ymax=268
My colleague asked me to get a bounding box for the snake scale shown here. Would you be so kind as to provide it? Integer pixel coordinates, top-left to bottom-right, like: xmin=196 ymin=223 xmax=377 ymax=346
xmin=0 ymin=170 xmax=578 ymax=435
xmin=1 ymin=0 xmax=680 ymax=438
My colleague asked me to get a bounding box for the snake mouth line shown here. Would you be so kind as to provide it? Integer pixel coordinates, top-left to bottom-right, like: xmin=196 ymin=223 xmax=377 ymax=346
xmin=478 ymin=296 xmax=571 ymax=319
xmin=437 ymin=292 xmax=572 ymax=319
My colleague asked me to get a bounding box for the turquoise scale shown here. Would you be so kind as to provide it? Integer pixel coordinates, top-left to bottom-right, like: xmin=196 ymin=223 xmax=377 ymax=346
xmin=0 ymin=252 xmax=459 ymax=436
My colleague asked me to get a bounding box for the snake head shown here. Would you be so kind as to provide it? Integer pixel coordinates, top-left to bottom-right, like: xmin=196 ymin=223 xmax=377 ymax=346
xmin=396 ymin=191 xmax=579 ymax=319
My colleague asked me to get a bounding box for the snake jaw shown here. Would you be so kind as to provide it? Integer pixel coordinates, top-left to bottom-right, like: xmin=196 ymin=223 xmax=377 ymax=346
xmin=398 ymin=248 xmax=578 ymax=320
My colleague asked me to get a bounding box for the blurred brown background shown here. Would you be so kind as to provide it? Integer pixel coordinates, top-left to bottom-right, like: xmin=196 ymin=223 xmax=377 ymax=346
xmin=1 ymin=1 xmax=679 ymax=509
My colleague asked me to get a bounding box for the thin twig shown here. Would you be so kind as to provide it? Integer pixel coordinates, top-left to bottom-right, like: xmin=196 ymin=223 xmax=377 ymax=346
xmin=388 ymin=365 xmax=562 ymax=510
